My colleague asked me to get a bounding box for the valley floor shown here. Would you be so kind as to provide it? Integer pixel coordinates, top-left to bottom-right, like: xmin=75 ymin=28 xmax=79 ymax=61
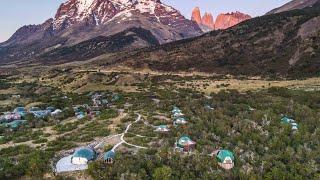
xmin=0 ymin=66 xmax=319 ymax=179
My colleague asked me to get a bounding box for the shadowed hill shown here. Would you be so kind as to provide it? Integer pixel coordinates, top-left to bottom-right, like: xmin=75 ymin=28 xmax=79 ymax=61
xmin=95 ymin=4 xmax=320 ymax=78
xmin=39 ymin=27 xmax=160 ymax=63
xmin=266 ymin=0 xmax=320 ymax=15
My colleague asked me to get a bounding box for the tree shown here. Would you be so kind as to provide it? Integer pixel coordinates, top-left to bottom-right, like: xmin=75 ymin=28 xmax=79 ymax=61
xmin=24 ymin=151 xmax=50 ymax=177
xmin=152 ymin=166 xmax=172 ymax=180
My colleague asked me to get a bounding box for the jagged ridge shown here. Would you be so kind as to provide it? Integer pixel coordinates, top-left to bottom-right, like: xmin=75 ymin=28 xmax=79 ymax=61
xmin=191 ymin=7 xmax=251 ymax=32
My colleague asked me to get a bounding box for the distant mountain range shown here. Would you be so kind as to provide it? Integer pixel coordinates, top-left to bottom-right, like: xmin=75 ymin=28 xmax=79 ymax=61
xmin=0 ymin=0 xmax=202 ymax=64
xmin=191 ymin=7 xmax=251 ymax=32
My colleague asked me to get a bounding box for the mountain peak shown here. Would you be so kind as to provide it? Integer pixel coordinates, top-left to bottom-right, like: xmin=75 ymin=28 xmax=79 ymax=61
xmin=215 ymin=11 xmax=251 ymax=30
xmin=1 ymin=0 xmax=202 ymax=63
xmin=191 ymin=7 xmax=202 ymax=24
xmin=202 ymin=12 xmax=214 ymax=29
xmin=53 ymin=0 xmax=181 ymax=31
xmin=191 ymin=7 xmax=251 ymax=31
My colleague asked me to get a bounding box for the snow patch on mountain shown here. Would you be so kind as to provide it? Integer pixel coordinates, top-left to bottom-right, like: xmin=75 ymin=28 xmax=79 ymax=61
xmin=77 ymin=0 xmax=95 ymax=13
xmin=135 ymin=0 xmax=156 ymax=14
xmin=52 ymin=0 xmax=198 ymax=31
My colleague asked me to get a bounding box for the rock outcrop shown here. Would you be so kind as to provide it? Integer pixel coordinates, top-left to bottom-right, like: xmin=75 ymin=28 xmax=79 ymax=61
xmin=191 ymin=7 xmax=251 ymax=31
xmin=191 ymin=7 xmax=202 ymax=24
xmin=215 ymin=11 xmax=251 ymax=30
xmin=202 ymin=12 xmax=215 ymax=29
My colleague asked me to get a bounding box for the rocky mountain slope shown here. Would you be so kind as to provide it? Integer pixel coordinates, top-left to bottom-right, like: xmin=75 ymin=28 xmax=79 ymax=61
xmin=39 ymin=27 xmax=160 ymax=63
xmin=267 ymin=0 xmax=320 ymax=14
xmin=95 ymin=4 xmax=320 ymax=77
xmin=0 ymin=0 xmax=202 ymax=65
xmin=191 ymin=7 xmax=251 ymax=32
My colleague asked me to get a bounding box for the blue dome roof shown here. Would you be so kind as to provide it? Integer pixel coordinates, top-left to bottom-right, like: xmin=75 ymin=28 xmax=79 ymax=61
xmin=103 ymin=151 xmax=115 ymax=160
xmin=14 ymin=107 xmax=26 ymax=112
xmin=73 ymin=147 xmax=96 ymax=160
xmin=217 ymin=150 xmax=235 ymax=163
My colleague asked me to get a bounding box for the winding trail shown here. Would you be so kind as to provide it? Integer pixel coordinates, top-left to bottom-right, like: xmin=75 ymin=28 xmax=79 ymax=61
xmin=111 ymin=113 xmax=147 ymax=151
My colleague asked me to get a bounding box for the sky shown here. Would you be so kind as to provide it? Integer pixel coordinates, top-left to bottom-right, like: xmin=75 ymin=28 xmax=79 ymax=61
xmin=0 ymin=0 xmax=291 ymax=42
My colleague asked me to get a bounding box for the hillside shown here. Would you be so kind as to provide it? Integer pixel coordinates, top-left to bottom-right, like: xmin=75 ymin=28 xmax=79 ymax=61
xmin=266 ymin=0 xmax=320 ymax=14
xmin=0 ymin=66 xmax=319 ymax=179
xmin=39 ymin=27 xmax=160 ymax=63
xmin=93 ymin=4 xmax=320 ymax=78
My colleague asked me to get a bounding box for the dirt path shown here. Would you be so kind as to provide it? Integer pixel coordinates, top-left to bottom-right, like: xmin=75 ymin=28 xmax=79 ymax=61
xmin=91 ymin=113 xmax=149 ymax=152
xmin=112 ymin=113 xmax=148 ymax=151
